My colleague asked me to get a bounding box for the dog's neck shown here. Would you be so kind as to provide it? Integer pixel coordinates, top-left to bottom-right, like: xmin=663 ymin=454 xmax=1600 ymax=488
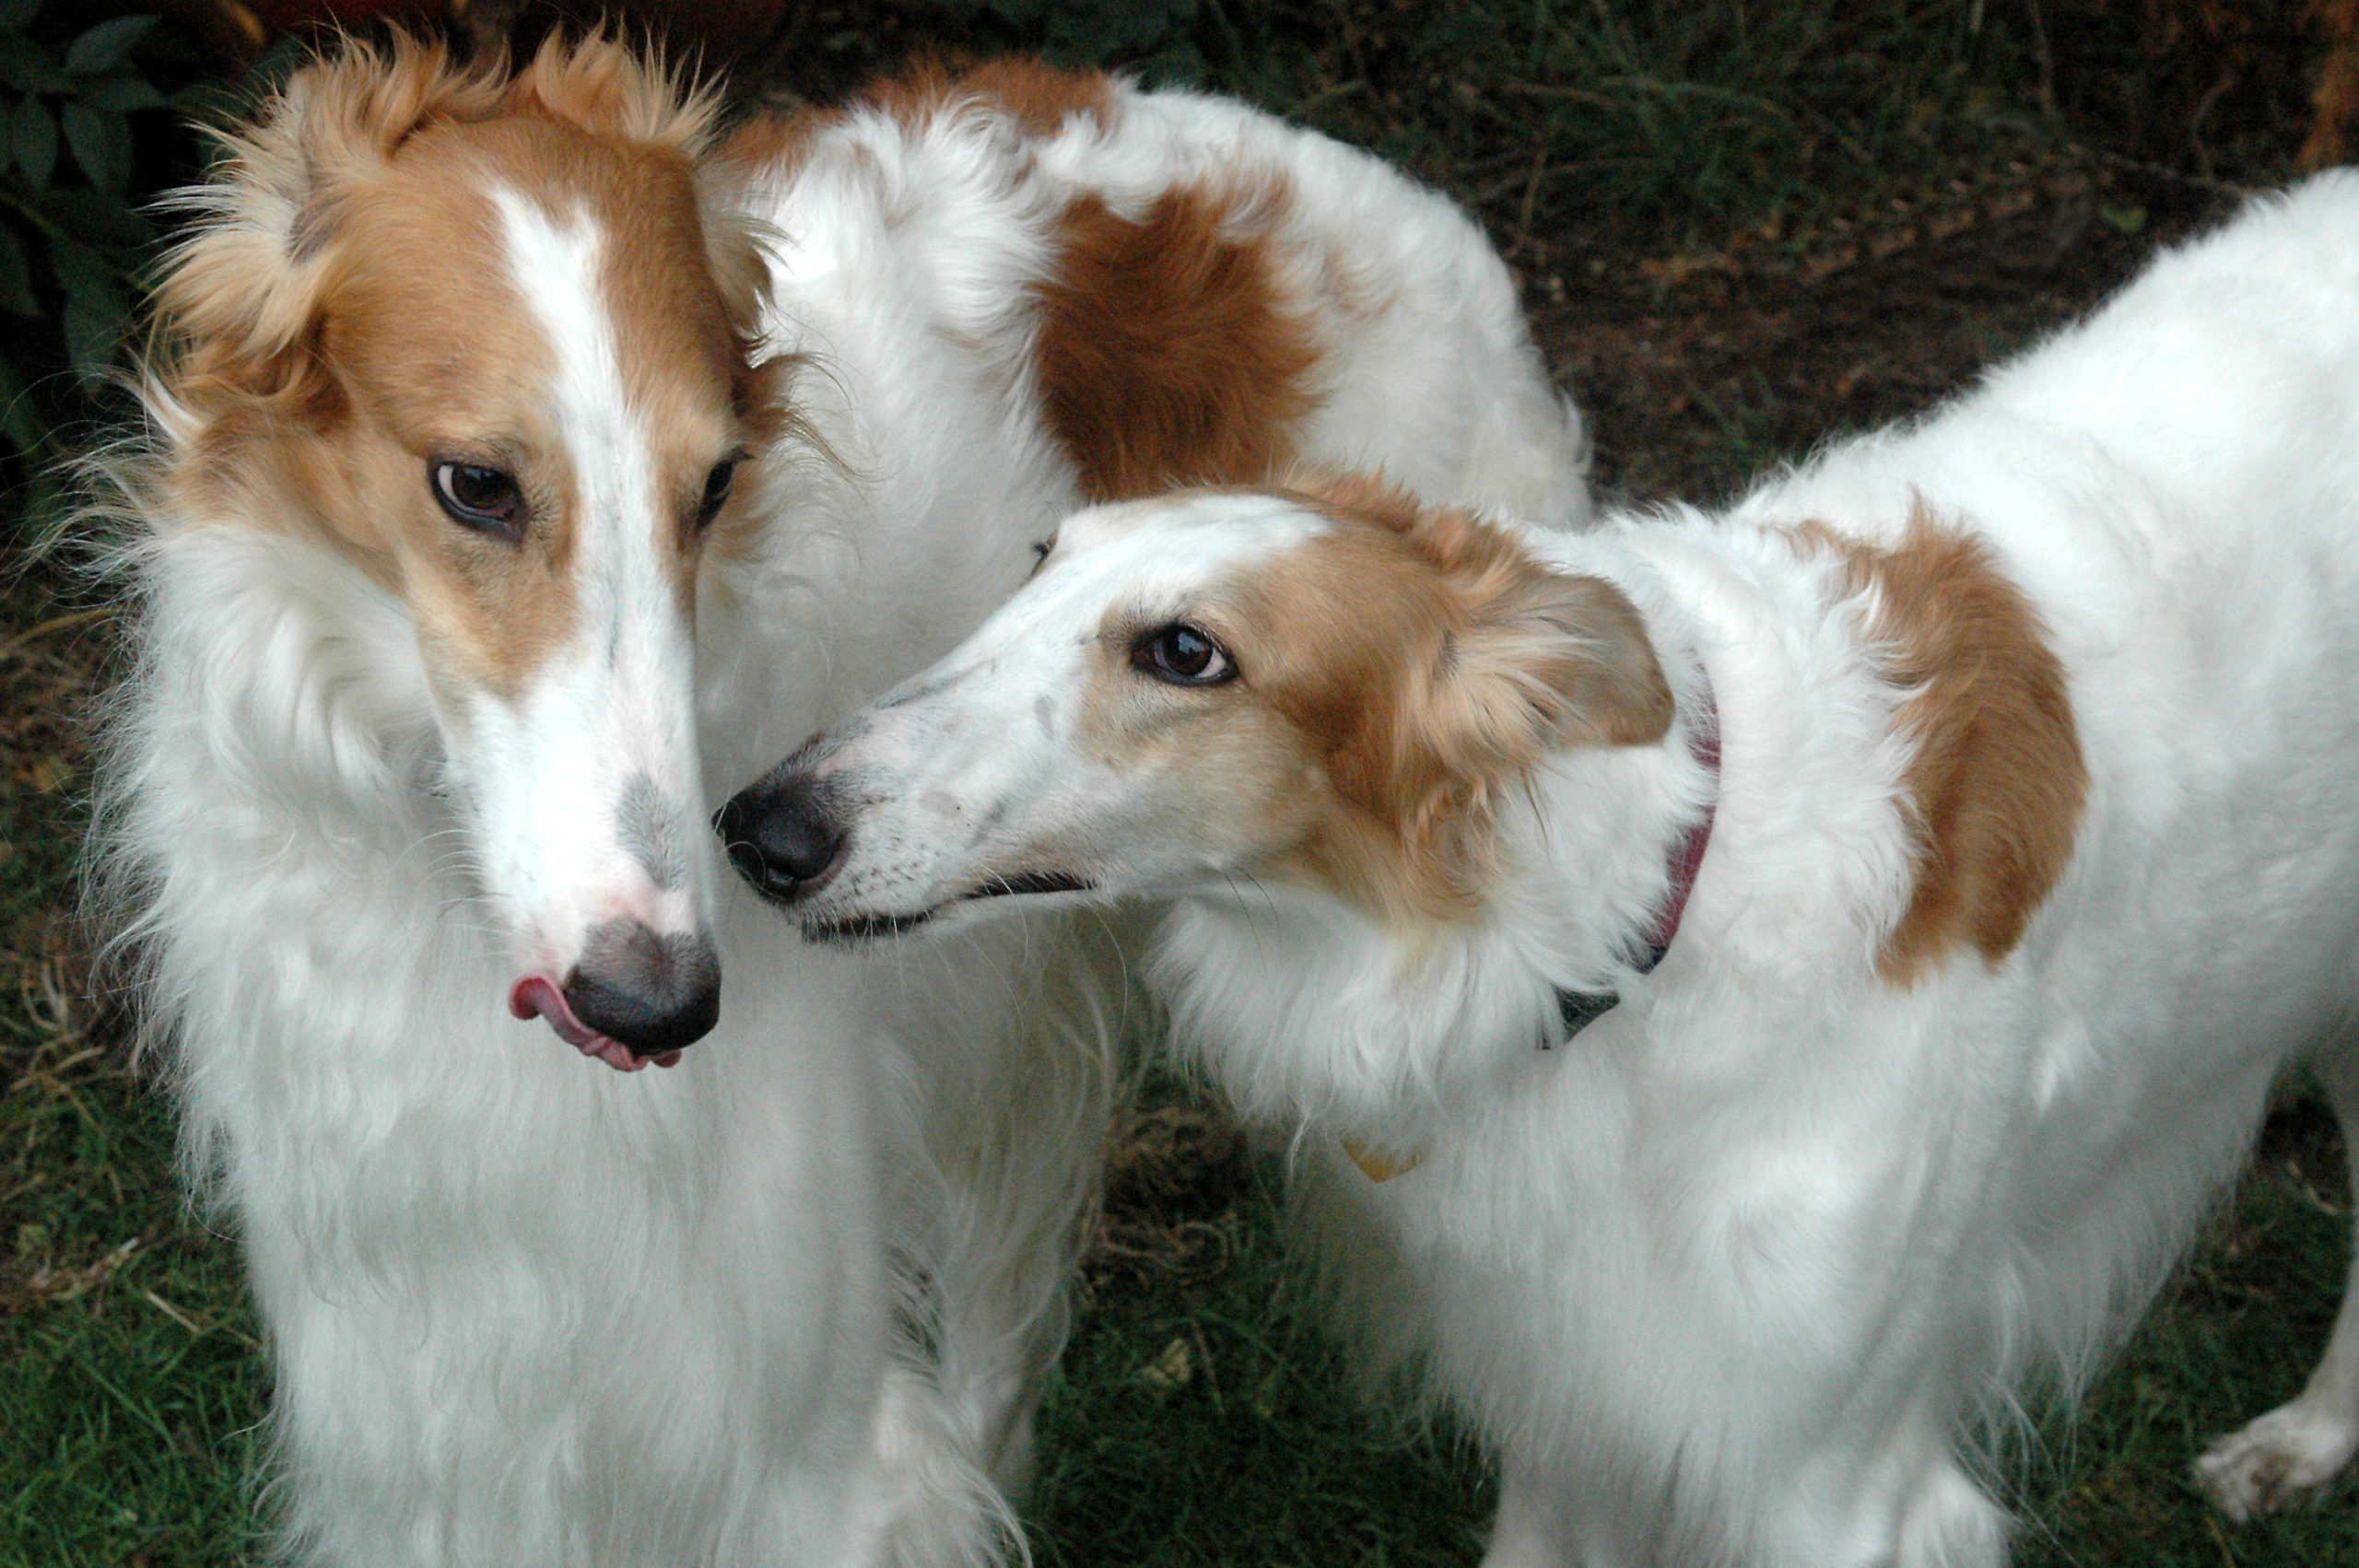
xmin=1551 ymin=683 xmax=1719 ymax=1044
xmin=1152 ymin=546 xmax=1723 ymax=1140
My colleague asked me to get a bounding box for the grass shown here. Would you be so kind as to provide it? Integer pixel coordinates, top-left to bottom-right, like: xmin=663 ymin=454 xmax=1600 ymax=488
xmin=1017 ymin=1076 xmax=2359 ymax=1568
xmin=4 ymin=0 xmax=2356 ymax=1562
xmin=1024 ymin=1089 xmax=1500 ymax=1567
xmin=0 ymin=572 xmax=266 ymax=1568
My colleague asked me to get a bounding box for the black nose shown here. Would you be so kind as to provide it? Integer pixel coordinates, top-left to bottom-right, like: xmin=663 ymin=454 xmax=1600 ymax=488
xmin=564 ymin=920 xmax=722 ymax=1057
xmin=713 ymin=773 xmax=848 ymax=906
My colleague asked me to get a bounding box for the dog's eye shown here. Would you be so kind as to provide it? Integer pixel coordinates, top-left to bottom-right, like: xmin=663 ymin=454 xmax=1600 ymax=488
xmin=695 ymin=459 xmax=737 ymax=530
xmin=431 ymin=460 xmax=524 ymax=538
xmin=1132 ymin=622 xmax=1236 ymax=686
xmin=1027 ymin=538 xmax=1053 ymax=576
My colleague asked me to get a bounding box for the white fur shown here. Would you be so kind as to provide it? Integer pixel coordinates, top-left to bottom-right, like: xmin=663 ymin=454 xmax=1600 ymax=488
xmin=96 ymin=56 xmax=1584 ymax=1568
xmin=466 ymin=187 xmax=711 ymax=962
xmin=770 ymin=171 xmax=2359 ymax=1563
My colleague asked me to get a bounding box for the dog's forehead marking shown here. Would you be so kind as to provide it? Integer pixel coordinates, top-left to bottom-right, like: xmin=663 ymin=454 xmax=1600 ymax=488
xmin=992 ymin=497 xmax=1331 ymax=676
xmin=491 ymin=184 xmax=670 ymax=649
xmin=495 ymin=187 xmax=629 ymax=484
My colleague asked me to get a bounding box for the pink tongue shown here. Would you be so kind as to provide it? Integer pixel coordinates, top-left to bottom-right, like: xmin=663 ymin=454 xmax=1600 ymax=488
xmin=509 ymin=976 xmax=683 ymax=1072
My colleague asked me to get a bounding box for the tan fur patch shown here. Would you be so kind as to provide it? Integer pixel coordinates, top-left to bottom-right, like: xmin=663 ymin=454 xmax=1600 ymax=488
xmin=1790 ymin=511 xmax=2088 ymax=980
xmin=1034 ymin=183 xmax=1323 ymax=501
xmin=1262 ymin=476 xmax=1671 ymax=919
xmin=147 ymin=32 xmax=780 ymax=699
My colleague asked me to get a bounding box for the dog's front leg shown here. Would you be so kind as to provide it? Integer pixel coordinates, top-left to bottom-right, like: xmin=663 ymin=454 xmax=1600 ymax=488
xmin=2196 ymin=1046 xmax=2359 ymax=1520
xmin=1482 ymin=1462 xmax=1635 ymax=1568
xmin=1482 ymin=1463 xmax=1569 ymax=1568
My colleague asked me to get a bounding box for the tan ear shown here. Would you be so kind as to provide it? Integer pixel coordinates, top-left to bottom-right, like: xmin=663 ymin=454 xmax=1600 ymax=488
xmin=1371 ymin=555 xmax=1668 ymax=919
xmin=1290 ymin=471 xmax=1674 ymax=766
xmin=1406 ymin=534 xmax=1673 ymax=801
xmin=1448 ymin=562 xmax=1672 ymax=748
xmin=1274 ymin=474 xmax=1672 ymax=922
xmin=500 ymin=32 xmax=716 ymax=152
xmin=153 ymin=35 xmax=476 ymax=420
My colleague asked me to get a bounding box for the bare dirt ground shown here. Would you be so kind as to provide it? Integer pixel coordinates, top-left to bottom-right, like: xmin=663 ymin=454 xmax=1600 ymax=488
xmin=1536 ymin=159 xmax=2245 ymax=501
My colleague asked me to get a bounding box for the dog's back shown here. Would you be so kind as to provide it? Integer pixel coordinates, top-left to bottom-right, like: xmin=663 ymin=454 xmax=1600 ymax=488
xmin=1716 ymin=166 xmax=2359 ymax=1425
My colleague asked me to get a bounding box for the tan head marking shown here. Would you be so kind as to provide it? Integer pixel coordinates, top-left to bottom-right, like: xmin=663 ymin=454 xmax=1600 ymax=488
xmin=147 ymin=31 xmax=782 ymax=697
xmin=1074 ymin=479 xmax=1670 ymax=925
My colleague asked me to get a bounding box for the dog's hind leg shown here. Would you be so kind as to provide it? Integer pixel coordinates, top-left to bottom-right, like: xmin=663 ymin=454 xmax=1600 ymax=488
xmin=2195 ymin=1046 xmax=2359 ymax=1520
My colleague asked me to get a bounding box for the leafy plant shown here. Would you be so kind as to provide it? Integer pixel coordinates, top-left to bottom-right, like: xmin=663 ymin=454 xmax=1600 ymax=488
xmin=0 ymin=6 xmax=170 ymax=453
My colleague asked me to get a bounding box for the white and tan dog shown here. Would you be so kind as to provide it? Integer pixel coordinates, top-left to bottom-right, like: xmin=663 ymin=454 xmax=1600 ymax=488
xmin=723 ymin=172 xmax=2359 ymax=1564
xmin=94 ymin=33 xmax=1582 ymax=1566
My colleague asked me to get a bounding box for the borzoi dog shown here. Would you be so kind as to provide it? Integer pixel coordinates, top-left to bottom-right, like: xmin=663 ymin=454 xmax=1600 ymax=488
xmin=721 ymin=172 xmax=2359 ymax=1564
xmin=93 ymin=33 xmax=1583 ymax=1566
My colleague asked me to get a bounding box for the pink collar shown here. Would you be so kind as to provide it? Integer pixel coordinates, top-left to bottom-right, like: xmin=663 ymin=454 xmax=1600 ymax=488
xmin=1551 ymin=677 xmax=1720 ymax=1044
xmin=1644 ymin=717 xmax=1719 ymax=960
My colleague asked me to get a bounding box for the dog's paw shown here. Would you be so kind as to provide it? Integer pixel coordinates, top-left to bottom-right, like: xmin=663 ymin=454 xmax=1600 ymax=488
xmin=2195 ymin=1399 xmax=2359 ymax=1522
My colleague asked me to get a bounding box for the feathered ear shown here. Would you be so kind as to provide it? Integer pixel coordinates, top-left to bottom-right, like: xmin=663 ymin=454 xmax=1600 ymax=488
xmin=1279 ymin=472 xmax=1673 ymax=920
xmin=151 ymin=33 xmax=498 ymax=421
xmin=1419 ymin=517 xmax=1673 ymax=761
xmin=1392 ymin=503 xmax=1671 ymax=910
xmin=1292 ymin=471 xmax=1672 ymax=772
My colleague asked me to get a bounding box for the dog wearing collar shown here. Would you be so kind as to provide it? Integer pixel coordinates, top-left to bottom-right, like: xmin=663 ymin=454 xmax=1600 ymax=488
xmin=719 ymin=171 xmax=2359 ymax=1564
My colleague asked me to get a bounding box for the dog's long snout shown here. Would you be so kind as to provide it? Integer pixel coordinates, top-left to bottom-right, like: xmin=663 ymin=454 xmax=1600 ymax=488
xmin=715 ymin=774 xmax=848 ymax=906
xmin=564 ymin=919 xmax=722 ymax=1054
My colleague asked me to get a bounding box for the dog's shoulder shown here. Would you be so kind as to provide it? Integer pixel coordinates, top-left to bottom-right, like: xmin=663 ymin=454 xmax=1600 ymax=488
xmin=1778 ymin=509 xmax=2089 ymax=982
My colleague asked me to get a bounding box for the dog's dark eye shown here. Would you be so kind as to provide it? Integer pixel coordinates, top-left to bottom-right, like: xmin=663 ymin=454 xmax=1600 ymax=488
xmin=431 ymin=460 xmax=524 ymax=538
xmin=1132 ymin=622 xmax=1236 ymax=686
xmin=1027 ymin=538 xmax=1053 ymax=576
xmin=695 ymin=459 xmax=736 ymax=530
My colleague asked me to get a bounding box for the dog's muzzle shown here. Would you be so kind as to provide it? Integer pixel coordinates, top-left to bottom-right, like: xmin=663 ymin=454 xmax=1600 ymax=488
xmin=714 ymin=773 xmax=848 ymax=906
xmin=511 ymin=918 xmax=722 ymax=1071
